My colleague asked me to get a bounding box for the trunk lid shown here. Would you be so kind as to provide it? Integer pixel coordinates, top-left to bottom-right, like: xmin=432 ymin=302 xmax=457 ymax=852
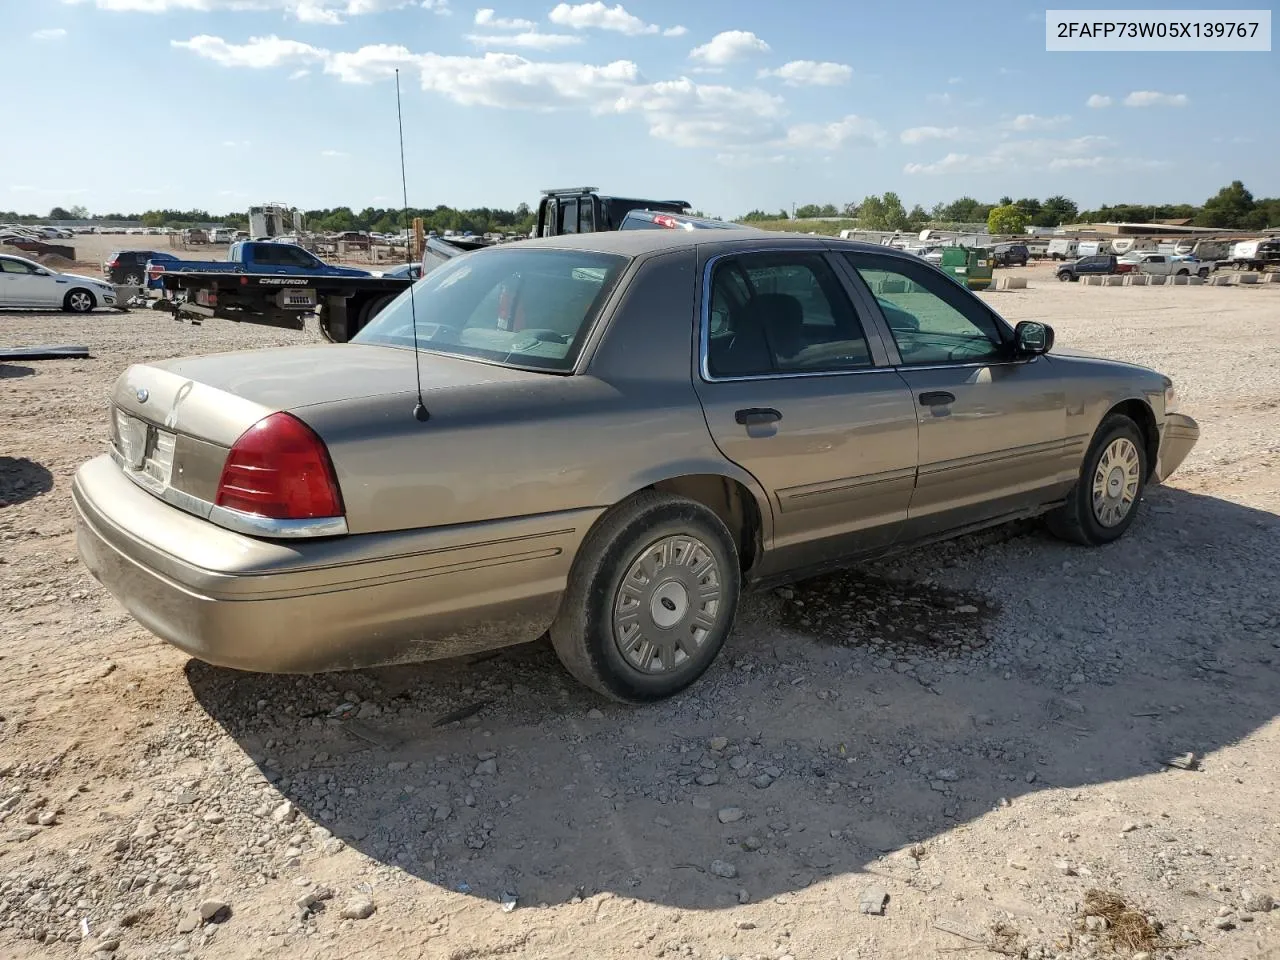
xmin=108 ymin=343 xmax=545 ymax=522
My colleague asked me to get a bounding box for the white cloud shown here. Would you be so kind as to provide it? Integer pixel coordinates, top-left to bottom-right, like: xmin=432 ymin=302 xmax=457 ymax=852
xmin=899 ymin=125 xmax=964 ymax=145
xmin=1086 ymin=93 xmax=1112 ymax=108
xmin=1049 ymin=156 xmax=1105 ymax=169
xmin=32 ymin=27 xmax=68 ymax=40
xmin=289 ymin=68 xmax=310 ymax=79
xmin=758 ymin=60 xmax=851 ymax=87
xmin=663 ymin=25 xmax=686 ymax=37
xmin=171 ymin=34 xmax=329 ymax=69
xmin=1123 ymin=90 xmax=1188 ymax=107
xmin=170 ymin=33 xmax=887 ymax=156
xmin=417 ymin=52 xmax=640 ymax=110
xmin=904 ymin=135 xmax=1110 ymax=174
xmin=689 ymin=30 xmax=769 ymax=66
xmin=784 ymin=115 xmax=885 ymax=151
xmin=420 ymin=0 xmax=449 ymax=13
xmin=466 ymin=31 xmax=583 ymax=50
xmin=67 ymin=0 xmax=418 ymax=23
xmin=549 ymin=2 xmax=658 ymax=35
xmin=1001 ymin=113 xmax=1070 ymax=131
xmin=473 ymin=7 xmax=534 ymax=29
xmin=612 ymin=77 xmax=785 ymax=147
xmin=321 ymin=148 xmax=348 ymax=157
xmin=947 ymin=75 xmax=961 ymax=84
xmin=221 ymin=139 xmax=251 ymax=146
xmin=324 ymin=43 xmax=422 ymax=83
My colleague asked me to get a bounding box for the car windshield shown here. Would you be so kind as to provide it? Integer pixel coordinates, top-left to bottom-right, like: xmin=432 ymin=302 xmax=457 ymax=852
xmin=353 ymin=248 xmax=628 ymax=372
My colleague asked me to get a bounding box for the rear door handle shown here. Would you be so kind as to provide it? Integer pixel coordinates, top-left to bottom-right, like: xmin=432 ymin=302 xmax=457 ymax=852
xmin=918 ymin=391 xmax=956 ymax=407
xmin=735 ymin=407 xmax=783 ymax=426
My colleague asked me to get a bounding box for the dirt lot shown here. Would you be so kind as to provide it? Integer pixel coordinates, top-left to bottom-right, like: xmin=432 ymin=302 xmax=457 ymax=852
xmin=2 ymin=283 xmax=1279 ymax=960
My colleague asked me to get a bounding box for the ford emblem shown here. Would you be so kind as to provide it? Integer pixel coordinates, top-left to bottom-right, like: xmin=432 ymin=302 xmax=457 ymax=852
xmin=136 ymin=388 xmax=149 ymax=403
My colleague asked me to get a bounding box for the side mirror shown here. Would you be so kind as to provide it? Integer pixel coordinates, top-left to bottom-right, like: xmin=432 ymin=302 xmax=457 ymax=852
xmin=34 ymin=268 xmax=51 ymax=276
xmin=1015 ymin=320 xmax=1054 ymax=356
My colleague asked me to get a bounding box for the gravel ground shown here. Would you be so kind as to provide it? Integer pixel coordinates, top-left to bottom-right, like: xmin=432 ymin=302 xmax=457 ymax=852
xmin=2 ymin=283 xmax=1279 ymax=960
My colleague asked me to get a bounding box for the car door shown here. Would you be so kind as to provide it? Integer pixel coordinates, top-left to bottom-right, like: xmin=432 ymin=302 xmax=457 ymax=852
xmin=692 ymin=244 xmax=919 ymax=577
xmin=840 ymin=250 xmax=1068 ymax=540
xmin=0 ymin=256 xmax=47 ymax=306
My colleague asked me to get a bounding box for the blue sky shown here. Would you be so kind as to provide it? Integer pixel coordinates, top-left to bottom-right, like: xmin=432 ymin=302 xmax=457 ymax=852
xmin=4 ymin=1 xmax=1276 ymax=217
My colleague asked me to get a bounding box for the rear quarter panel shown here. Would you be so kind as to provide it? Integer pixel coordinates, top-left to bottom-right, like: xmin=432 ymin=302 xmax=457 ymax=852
xmin=300 ymin=248 xmax=774 ymax=542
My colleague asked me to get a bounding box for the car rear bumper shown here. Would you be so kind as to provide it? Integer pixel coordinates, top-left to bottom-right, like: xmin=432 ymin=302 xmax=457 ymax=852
xmin=73 ymin=454 xmax=598 ymax=674
xmin=1154 ymin=413 xmax=1199 ymax=482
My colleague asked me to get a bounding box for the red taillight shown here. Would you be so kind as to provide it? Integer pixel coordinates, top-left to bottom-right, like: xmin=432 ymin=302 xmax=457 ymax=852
xmin=107 ymin=258 xmax=119 ymax=268
xmin=147 ymin=263 xmax=165 ymax=279
xmin=215 ymin=413 xmax=344 ymax=520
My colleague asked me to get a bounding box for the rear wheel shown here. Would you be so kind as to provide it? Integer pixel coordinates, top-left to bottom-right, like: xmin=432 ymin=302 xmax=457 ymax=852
xmin=1046 ymin=413 xmax=1147 ymax=546
xmin=64 ymin=289 xmax=96 ymax=313
xmin=1058 ymin=272 xmax=1072 ymax=282
xmin=550 ymin=492 xmax=741 ymax=703
xmin=123 ymin=272 xmax=143 ymax=286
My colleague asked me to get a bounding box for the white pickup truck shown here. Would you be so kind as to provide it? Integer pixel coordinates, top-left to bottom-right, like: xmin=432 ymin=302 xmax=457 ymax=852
xmin=1122 ymin=253 xmax=1211 ymax=279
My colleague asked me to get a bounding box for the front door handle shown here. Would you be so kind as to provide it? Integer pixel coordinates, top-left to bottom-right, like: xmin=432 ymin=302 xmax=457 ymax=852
xmin=918 ymin=391 xmax=956 ymax=407
xmin=735 ymin=407 xmax=783 ymax=426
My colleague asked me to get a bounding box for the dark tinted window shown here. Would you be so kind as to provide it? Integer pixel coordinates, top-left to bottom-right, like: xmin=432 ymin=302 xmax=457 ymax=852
xmin=705 ymin=252 xmax=872 ymax=378
xmin=579 ymin=199 xmax=595 ymax=233
xmin=354 ymin=249 xmax=627 ymax=372
xmin=558 ymin=199 xmax=578 ymax=235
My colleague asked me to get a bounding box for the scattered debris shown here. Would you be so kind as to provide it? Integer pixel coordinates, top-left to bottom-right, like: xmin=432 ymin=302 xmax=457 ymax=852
xmin=1080 ymin=889 xmax=1165 ymax=954
xmin=432 ymin=700 xmax=488 ymax=727
xmin=859 ymin=885 xmax=889 ymax=916
xmin=1162 ymin=752 xmax=1200 ymax=771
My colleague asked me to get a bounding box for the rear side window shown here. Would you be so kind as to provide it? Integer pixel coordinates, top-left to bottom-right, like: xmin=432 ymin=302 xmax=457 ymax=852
xmin=704 ymin=252 xmax=873 ymax=378
xmin=354 ymin=249 xmax=627 ymax=372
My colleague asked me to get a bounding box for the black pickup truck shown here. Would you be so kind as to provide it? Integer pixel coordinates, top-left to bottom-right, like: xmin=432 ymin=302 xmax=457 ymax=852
xmin=534 ymin=187 xmax=692 ymax=237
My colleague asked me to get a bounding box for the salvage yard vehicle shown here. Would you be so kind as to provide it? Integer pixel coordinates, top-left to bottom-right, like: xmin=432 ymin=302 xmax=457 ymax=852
xmin=0 ymin=253 xmax=117 ymax=312
xmin=73 ymin=231 xmax=1199 ymax=703
xmin=148 ymin=240 xmax=413 ymax=341
xmin=104 ymin=249 xmax=179 ymax=286
xmin=1123 ymin=252 xmax=1212 ymax=279
xmin=534 ymin=187 xmax=692 ymax=238
xmin=1056 ymin=254 xmax=1134 ymax=282
xmin=1228 ymin=238 xmax=1280 ymax=271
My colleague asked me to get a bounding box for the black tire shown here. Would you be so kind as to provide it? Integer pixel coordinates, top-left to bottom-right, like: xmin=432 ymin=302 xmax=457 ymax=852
xmin=123 ymin=272 xmax=143 ymax=286
xmin=550 ymin=492 xmax=741 ymax=703
xmin=1058 ymin=272 xmax=1072 ymax=282
xmin=1046 ymin=413 xmax=1148 ymax=546
xmin=1175 ymin=269 xmax=1189 ymax=277
xmin=63 ymin=289 xmax=96 ymax=313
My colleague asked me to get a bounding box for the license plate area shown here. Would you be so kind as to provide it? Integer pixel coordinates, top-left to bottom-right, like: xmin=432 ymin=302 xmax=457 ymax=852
xmin=114 ymin=409 xmax=175 ymax=489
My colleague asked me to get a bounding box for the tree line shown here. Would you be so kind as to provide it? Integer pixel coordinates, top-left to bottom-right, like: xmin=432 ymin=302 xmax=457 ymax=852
xmin=745 ymin=181 xmax=1278 ymax=233
xmin=7 ymin=181 xmax=1276 ymax=235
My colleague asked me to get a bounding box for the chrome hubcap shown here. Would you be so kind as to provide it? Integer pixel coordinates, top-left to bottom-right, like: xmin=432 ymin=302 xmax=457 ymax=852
xmin=71 ymin=293 xmax=90 ymax=311
xmin=612 ymin=534 xmax=722 ymax=674
xmin=1091 ymin=437 xmax=1141 ymax=527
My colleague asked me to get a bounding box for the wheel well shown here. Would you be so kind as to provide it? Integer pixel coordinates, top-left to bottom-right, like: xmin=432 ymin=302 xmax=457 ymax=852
xmin=650 ymin=475 xmax=763 ymax=574
xmin=1107 ymin=399 xmax=1159 ymax=477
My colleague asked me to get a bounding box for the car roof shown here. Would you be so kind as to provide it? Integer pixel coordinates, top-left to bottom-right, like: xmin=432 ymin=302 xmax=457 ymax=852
xmin=504 ymin=229 xmax=908 ymax=259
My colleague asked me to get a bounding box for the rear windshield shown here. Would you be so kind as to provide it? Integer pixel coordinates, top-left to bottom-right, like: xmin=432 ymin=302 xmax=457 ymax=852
xmin=353 ymin=248 xmax=628 ymax=372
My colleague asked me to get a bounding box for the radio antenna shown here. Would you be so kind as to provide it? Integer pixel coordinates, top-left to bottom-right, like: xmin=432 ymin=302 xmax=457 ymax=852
xmin=396 ymin=67 xmax=429 ymax=422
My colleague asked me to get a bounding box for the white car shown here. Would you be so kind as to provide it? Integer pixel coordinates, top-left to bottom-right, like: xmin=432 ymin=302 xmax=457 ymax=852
xmin=0 ymin=254 xmax=117 ymax=312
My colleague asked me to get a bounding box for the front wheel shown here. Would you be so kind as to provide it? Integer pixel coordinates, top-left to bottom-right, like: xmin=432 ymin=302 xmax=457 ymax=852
xmin=550 ymin=492 xmax=741 ymax=702
xmin=1046 ymin=413 xmax=1148 ymax=546
xmin=64 ymin=289 xmax=96 ymax=313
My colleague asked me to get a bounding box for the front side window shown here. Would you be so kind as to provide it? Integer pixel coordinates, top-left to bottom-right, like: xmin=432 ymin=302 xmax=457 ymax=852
xmin=353 ymin=249 xmax=627 ymax=372
xmin=846 ymin=254 xmax=1007 ymax=366
xmin=705 ymin=252 xmax=872 ymax=378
